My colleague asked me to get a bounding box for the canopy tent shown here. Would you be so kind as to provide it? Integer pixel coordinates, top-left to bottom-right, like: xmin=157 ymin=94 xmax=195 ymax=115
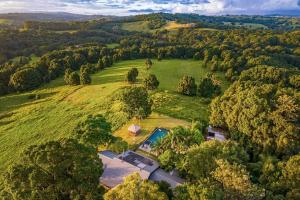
xmin=128 ymin=124 xmax=141 ymax=135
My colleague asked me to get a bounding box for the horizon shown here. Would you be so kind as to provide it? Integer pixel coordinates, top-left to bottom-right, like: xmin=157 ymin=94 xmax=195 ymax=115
xmin=0 ymin=0 xmax=300 ymax=16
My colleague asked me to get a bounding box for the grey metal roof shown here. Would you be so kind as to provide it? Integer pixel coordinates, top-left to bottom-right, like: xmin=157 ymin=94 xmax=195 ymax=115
xmin=149 ymin=169 xmax=185 ymax=188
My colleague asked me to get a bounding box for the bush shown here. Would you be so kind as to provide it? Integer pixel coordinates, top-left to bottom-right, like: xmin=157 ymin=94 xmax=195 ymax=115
xmin=177 ymin=76 xmax=197 ymax=96
xmin=143 ymin=74 xmax=159 ymax=90
xmin=126 ymin=68 xmax=139 ymax=83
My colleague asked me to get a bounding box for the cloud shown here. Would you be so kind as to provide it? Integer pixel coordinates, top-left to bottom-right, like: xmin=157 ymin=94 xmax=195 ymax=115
xmin=0 ymin=0 xmax=299 ymax=15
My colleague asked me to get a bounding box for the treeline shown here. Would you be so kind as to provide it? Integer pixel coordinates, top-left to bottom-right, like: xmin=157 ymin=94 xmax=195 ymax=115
xmin=132 ymin=13 xmax=300 ymax=30
xmin=2 ymin=27 xmax=300 ymax=95
xmin=0 ymin=24 xmax=123 ymax=65
xmin=120 ymin=28 xmax=300 ymax=78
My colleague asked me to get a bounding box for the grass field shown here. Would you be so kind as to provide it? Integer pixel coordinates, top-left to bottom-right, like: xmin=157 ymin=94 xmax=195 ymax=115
xmin=122 ymin=21 xmax=151 ymax=32
xmin=113 ymin=113 xmax=190 ymax=146
xmin=0 ymin=19 xmax=12 ymax=25
xmin=122 ymin=21 xmax=196 ymax=33
xmin=0 ymin=59 xmax=229 ymax=171
xmin=164 ymin=21 xmax=195 ymax=30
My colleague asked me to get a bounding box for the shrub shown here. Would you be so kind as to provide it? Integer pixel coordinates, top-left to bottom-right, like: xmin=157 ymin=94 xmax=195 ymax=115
xmin=143 ymin=74 xmax=159 ymax=90
xmin=126 ymin=68 xmax=139 ymax=83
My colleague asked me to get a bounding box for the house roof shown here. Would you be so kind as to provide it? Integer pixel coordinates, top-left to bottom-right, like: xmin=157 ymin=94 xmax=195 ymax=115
xmin=149 ymin=169 xmax=185 ymax=188
xmin=99 ymin=150 xmax=159 ymax=188
xmin=128 ymin=124 xmax=141 ymax=133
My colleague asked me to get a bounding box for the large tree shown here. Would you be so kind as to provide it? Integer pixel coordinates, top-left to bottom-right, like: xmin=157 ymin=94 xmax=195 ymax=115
xmin=212 ymin=159 xmax=265 ymax=200
xmin=1 ymin=139 xmax=104 ymax=200
xmin=115 ymin=86 xmax=152 ymax=118
xmin=177 ymin=76 xmax=197 ymax=96
xmin=186 ymin=140 xmax=249 ymax=179
xmin=104 ymin=173 xmax=168 ymax=200
xmin=9 ymin=67 xmax=42 ymax=91
xmin=73 ymin=114 xmax=114 ymax=148
xmin=198 ymin=75 xmax=221 ymax=98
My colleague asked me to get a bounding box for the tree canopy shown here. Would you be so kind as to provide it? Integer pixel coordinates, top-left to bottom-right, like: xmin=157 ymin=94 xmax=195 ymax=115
xmin=1 ymin=139 xmax=104 ymax=200
xmin=104 ymin=173 xmax=168 ymax=200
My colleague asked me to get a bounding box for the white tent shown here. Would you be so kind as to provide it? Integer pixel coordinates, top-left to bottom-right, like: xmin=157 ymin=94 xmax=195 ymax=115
xmin=128 ymin=124 xmax=141 ymax=135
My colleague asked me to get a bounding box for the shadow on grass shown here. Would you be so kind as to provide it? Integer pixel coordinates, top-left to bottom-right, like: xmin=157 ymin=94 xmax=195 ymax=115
xmin=0 ymin=91 xmax=58 ymax=112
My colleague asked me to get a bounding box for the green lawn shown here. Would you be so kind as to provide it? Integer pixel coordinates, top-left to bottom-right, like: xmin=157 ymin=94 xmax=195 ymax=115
xmin=122 ymin=21 xmax=151 ymax=32
xmin=0 ymin=59 xmax=229 ymax=171
xmin=107 ymin=43 xmax=120 ymax=48
xmin=113 ymin=113 xmax=190 ymax=147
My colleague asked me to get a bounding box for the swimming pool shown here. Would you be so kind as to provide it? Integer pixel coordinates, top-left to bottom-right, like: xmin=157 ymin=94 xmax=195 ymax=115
xmin=147 ymin=128 xmax=168 ymax=145
xmin=139 ymin=128 xmax=169 ymax=152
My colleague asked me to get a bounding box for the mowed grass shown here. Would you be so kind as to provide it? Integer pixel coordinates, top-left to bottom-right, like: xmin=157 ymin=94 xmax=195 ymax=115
xmin=113 ymin=113 xmax=190 ymax=146
xmin=0 ymin=59 xmax=229 ymax=171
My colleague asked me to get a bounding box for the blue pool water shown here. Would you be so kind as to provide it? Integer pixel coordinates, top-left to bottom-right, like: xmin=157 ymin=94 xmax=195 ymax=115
xmin=146 ymin=128 xmax=168 ymax=145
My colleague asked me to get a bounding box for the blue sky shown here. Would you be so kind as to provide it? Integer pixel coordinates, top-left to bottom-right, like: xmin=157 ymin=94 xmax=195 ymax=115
xmin=0 ymin=0 xmax=299 ymax=15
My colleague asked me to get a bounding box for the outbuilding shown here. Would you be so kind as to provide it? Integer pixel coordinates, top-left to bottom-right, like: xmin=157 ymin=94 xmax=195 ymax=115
xmin=128 ymin=124 xmax=141 ymax=136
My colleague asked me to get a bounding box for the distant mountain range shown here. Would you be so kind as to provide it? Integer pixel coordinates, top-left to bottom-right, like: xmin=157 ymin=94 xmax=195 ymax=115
xmin=0 ymin=12 xmax=118 ymax=23
xmin=267 ymin=10 xmax=300 ymax=17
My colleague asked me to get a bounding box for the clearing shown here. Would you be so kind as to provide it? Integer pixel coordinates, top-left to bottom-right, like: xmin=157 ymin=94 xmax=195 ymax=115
xmin=0 ymin=59 xmax=229 ymax=171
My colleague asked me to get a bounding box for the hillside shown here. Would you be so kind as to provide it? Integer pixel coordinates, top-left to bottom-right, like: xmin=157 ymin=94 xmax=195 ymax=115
xmin=0 ymin=59 xmax=228 ymax=171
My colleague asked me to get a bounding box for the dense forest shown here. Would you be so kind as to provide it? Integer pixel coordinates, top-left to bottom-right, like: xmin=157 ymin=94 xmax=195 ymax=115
xmin=0 ymin=13 xmax=299 ymax=200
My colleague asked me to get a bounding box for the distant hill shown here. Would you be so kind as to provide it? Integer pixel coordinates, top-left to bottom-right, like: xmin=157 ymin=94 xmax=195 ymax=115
xmin=0 ymin=12 xmax=119 ymax=27
xmin=267 ymin=10 xmax=300 ymax=17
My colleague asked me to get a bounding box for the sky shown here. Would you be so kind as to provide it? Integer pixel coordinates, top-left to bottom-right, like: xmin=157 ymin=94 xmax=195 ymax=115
xmin=0 ymin=0 xmax=299 ymax=16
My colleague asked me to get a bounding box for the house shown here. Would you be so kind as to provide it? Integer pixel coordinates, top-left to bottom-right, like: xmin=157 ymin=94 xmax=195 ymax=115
xmin=128 ymin=124 xmax=141 ymax=136
xmin=207 ymin=125 xmax=226 ymax=141
xmin=98 ymin=150 xmax=184 ymax=189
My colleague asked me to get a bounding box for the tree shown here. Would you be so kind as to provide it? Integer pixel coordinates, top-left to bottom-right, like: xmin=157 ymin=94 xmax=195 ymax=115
xmin=174 ymin=179 xmax=224 ymax=200
xmin=126 ymin=68 xmax=139 ymax=83
xmin=9 ymin=68 xmax=42 ymax=91
xmin=153 ymin=126 xmax=204 ymax=172
xmin=143 ymin=74 xmax=159 ymax=90
xmin=74 ymin=115 xmax=114 ymax=148
xmin=177 ymin=76 xmax=197 ymax=96
xmin=2 ymin=139 xmax=104 ymax=200
xmin=115 ymin=86 xmax=152 ymax=118
xmin=193 ymin=52 xmax=202 ymax=60
xmin=68 ymin=72 xmax=80 ymax=85
xmin=186 ymin=140 xmax=249 ymax=179
xmin=210 ymin=80 xmax=300 ymax=156
xmin=278 ymin=153 xmax=300 ymax=199
xmin=198 ymin=75 xmax=221 ymax=98
xmin=96 ymin=58 xmax=105 ymax=70
xmin=64 ymin=68 xmax=72 ymax=85
xmin=212 ymin=159 xmax=265 ymax=200
xmin=104 ymin=173 xmax=168 ymax=200
xmin=80 ymin=70 xmax=91 ymax=85
xmin=145 ymin=58 xmax=153 ymax=70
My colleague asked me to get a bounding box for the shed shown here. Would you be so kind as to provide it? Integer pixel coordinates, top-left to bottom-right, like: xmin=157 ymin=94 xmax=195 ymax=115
xmin=207 ymin=125 xmax=226 ymax=141
xmin=128 ymin=124 xmax=141 ymax=135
